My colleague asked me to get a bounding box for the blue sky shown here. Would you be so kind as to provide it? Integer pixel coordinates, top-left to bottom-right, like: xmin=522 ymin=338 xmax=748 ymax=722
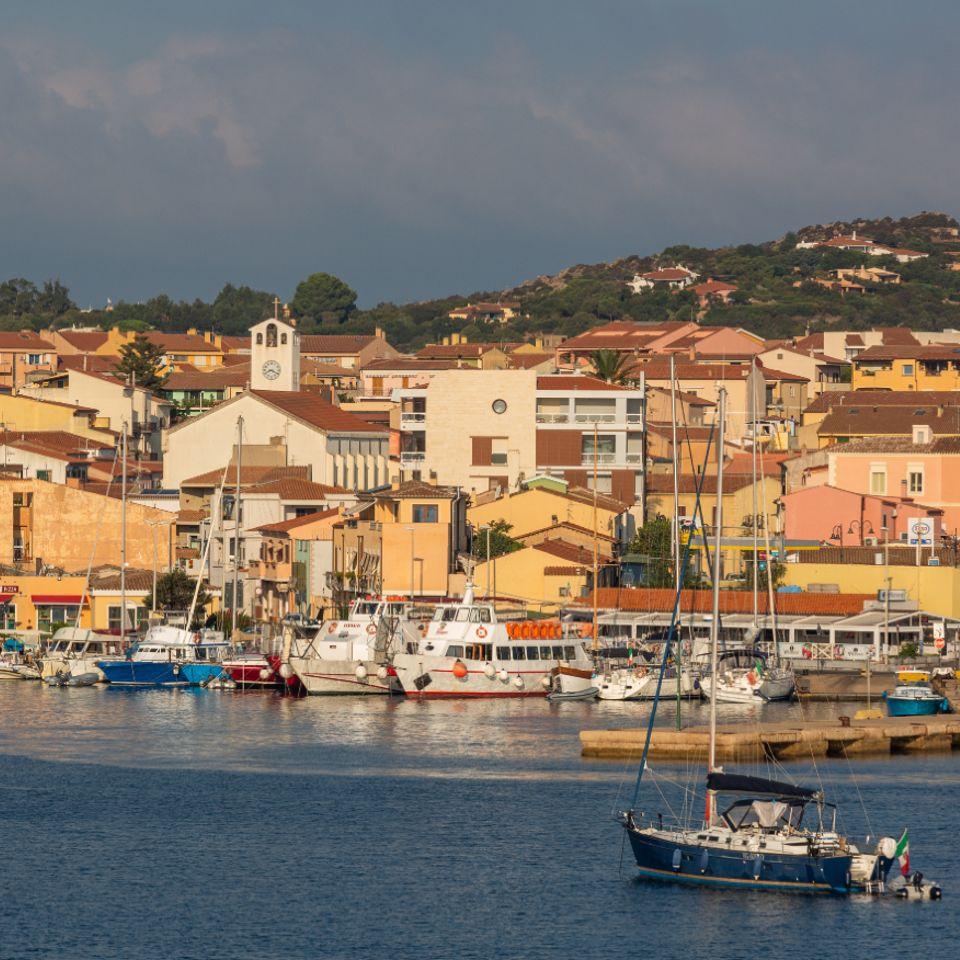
xmin=3 ymin=1 xmax=958 ymax=307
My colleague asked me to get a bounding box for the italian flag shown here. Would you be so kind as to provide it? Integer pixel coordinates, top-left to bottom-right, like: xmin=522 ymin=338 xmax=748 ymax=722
xmin=895 ymin=828 xmax=910 ymax=877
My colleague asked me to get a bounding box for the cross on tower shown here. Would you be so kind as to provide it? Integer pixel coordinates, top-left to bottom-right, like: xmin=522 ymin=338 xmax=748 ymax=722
xmin=273 ymin=296 xmax=281 ymax=320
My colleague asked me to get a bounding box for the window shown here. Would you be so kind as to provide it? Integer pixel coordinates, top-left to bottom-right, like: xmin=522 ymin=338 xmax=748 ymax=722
xmin=27 ymin=354 xmax=41 ymax=364
xmin=552 ymin=645 xmax=564 ymax=658
xmin=908 ymin=470 xmax=924 ymax=494
xmin=256 ymin=332 xmax=263 ymax=345
xmin=492 ymin=399 xmax=507 ymax=414
xmin=511 ymin=646 xmax=526 ymax=660
xmin=540 ymin=645 xmax=553 ymax=659
xmin=108 ymin=605 xmax=145 ymax=632
xmin=0 ymin=602 xmax=15 ymax=630
xmin=281 ymin=333 xmax=287 ymax=344
xmin=266 ymin=323 xmax=278 ymax=347
xmin=412 ymin=504 xmax=438 ymax=523
xmin=526 ymin=646 xmax=540 ymax=659
xmin=564 ymin=646 xmax=576 ymax=660
xmin=869 ymin=468 xmax=886 ymax=495
xmin=445 ymin=645 xmax=464 ymax=658
xmin=581 ymin=433 xmax=616 ymax=460
xmin=37 ymin=604 xmax=80 ymax=631
xmin=902 ymin=364 xmax=914 ymax=376
xmin=491 ymin=438 xmax=508 ymax=465
xmin=496 ymin=646 xmax=511 ymax=660
xmin=36 ymin=470 xmax=51 ymax=482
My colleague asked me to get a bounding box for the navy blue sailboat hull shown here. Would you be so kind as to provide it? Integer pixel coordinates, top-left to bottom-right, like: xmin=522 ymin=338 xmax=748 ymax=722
xmin=626 ymin=827 xmax=852 ymax=894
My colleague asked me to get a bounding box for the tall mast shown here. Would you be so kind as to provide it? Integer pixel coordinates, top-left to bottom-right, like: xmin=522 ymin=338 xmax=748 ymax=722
xmin=706 ymin=388 xmax=726 ymax=824
xmin=120 ymin=422 xmax=127 ymax=645
xmin=592 ymin=422 xmax=599 ymax=653
xmin=231 ymin=416 xmax=243 ymax=640
xmin=751 ymin=357 xmax=758 ymax=628
xmin=670 ymin=355 xmax=682 ymax=728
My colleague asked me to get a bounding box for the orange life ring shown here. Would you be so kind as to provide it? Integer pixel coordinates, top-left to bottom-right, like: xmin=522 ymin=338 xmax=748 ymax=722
xmin=477 ymin=626 xmax=488 ymax=639
xmin=327 ymin=623 xmax=336 ymax=634
xmin=522 ymin=622 xmax=532 ymax=639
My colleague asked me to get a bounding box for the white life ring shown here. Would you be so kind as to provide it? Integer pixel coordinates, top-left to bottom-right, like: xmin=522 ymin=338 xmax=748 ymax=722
xmin=476 ymin=626 xmax=488 ymax=639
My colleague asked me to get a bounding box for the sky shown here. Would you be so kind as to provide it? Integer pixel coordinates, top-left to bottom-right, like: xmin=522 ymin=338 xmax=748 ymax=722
xmin=3 ymin=1 xmax=960 ymax=308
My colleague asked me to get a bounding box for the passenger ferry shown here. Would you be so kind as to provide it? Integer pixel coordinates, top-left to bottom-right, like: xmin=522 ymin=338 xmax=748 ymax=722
xmin=392 ymin=579 xmax=593 ymax=698
xmin=287 ymin=598 xmax=422 ymax=695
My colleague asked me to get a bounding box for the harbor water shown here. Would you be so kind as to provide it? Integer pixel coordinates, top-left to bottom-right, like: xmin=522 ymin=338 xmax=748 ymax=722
xmin=1 ymin=685 xmax=958 ymax=960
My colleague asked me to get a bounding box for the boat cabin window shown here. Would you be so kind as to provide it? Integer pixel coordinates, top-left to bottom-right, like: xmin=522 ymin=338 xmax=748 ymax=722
xmin=435 ymin=607 xmax=458 ymax=622
xmin=540 ymin=646 xmax=553 ymax=659
xmin=526 ymin=645 xmax=541 ymax=659
xmin=455 ymin=609 xmax=470 ymax=622
xmin=564 ymin=646 xmax=575 ymax=660
xmin=496 ymin=645 xmax=511 ymax=660
xmin=465 ymin=643 xmax=492 ymax=660
xmin=354 ymin=602 xmax=379 ymax=617
xmin=469 ymin=607 xmax=492 ymax=623
xmin=445 ymin=645 xmax=464 ymax=658
xmin=511 ymin=646 xmax=526 ymax=661
xmin=721 ymin=799 xmax=806 ymax=832
xmin=552 ymin=645 xmax=564 ymax=658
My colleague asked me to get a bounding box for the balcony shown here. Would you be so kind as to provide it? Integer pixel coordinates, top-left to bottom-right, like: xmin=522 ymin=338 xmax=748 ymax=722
xmin=626 ymin=413 xmax=643 ymax=424
xmin=250 ymin=559 xmax=293 ymax=583
xmin=625 ymin=452 xmax=644 ymax=464
xmin=400 ymin=451 xmax=426 ymax=465
xmin=400 ymin=411 xmax=426 ymax=424
xmin=535 ymin=413 xmax=570 ymax=424
xmin=582 ymin=453 xmax=616 ymax=465
xmin=574 ymin=414 xmax=616 ymax=423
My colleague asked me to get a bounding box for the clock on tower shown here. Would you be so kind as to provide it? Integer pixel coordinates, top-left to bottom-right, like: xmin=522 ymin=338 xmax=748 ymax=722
xmin=250 ymin=311 xmax=299 ymax=391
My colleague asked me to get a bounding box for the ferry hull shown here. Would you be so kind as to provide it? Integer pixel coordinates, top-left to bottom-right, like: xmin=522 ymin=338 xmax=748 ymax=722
xmin=393 ymin=654 xmax=562 ymax=698
xmin=289 ymin=657 xmax=397 ymax=695
xmin=626 ymin=828 xmax=852 ymax=895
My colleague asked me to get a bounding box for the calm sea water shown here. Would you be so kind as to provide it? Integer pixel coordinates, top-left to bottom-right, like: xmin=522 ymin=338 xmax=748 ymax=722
xmin=0 ymin=685 xmax=957 ymax=960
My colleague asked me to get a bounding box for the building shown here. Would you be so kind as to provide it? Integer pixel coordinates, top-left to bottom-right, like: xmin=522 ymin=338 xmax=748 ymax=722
xmin=299 ymin=331 xmax=398 ymax=370
xmin=21 ymin=366 xmax=173 ymax=457
xmin=447 ymin=301 xmax=521 ymax=324
xmin=691 ymin=279 xmax=738 ymax=307
xmin=358 ymin=358 xmax=457 ymax=399
xmin=415 ymin=338 xmax=509 ymax=369
xmin=851 ymin=344 xmax=960 ymax=390
xmin=627 ymin=266 xmax=698 ymax=292
xmin=782 ymin=485 xmax=943 ymax=546
xmin=814 ymin=405 xmax=960 ymax=449
xmin=0 ymin=478 xmax=174 ymax=570
xmin=331 ymin=481 xmax=469 ymax=600
xmin=0 ymin=393 xmax=117 ymax=444
xmin=0 ymin=332 xmax=57 ymax=392
xmin=555 ymin=320 xmax=698 ymax=370
xmin=396 ymin=370 xmax=645 ymax=503
xmin=756 ymin=345 xmax=848 ymax=399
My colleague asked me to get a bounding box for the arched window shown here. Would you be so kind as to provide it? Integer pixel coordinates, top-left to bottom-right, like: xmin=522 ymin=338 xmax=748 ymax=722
xmin=256 ymin=332 xmax=263 ymax=345
xmin=266 ymin=323 xmax=277 ymax=347
xmin=281 ymin=333 xmax=287 ymax=344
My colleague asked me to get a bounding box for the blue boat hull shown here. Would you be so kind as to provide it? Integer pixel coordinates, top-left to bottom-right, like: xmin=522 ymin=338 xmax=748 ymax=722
xmin=97 ymin=661 xmax=187 ymax=687
xmin=178 ymin=663 xmax=225 ymax=686
xmin=626 ymin=827 xmax=852 ymax=894
xmin=883 ymin=695 xmax=948 ymax=717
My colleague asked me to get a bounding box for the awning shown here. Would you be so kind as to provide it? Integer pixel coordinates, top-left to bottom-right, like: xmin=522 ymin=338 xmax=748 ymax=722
xmin=0 ymin=593 xmax=15 ymax=604
xmin=30 ymin=595 xmax=85 ymax=604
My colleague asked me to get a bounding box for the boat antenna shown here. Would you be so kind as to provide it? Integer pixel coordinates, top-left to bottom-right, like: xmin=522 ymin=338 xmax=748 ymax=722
xmin=592 ymin=422 xmax=599 ymax=654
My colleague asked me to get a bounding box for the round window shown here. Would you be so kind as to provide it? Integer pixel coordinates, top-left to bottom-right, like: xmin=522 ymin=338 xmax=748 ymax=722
xmin=492 ymin=399 xmax=507 ymax=414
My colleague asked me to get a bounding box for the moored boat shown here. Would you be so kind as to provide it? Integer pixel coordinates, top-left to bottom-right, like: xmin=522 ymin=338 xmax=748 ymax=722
xmin=883 ymin=680 xmax=949 ymax=717
xmin=392 ymin=578 xmax=593 ymax=698
xmin=97 ymin=626 xmax=194 ymax=687
xmin=288 ymin=598 xmax=421 ymax=695
xmin=38 ymin=627 xmax=125 ymax=683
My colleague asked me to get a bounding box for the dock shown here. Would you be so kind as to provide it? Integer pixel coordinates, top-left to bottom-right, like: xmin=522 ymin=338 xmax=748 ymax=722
xmin=580 ymin=714 xmax=960 ymax=763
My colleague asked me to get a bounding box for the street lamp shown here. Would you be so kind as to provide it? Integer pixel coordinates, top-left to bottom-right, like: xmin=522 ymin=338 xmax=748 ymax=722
xmin=847 ymin=519 xmax=874 ymax=546
xmin=414 ymin=557 xmax=424 ymax=599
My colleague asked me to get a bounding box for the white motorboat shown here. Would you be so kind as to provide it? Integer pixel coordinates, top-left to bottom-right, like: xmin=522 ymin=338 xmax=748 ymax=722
xmin=38 ymin=627 xmax=126 ymax=683
xmin=596 ymin=664 xmax=701 ymax=701
xmin=0 ymin=657 xmax=40 ymax=680
xmin=392 ymin=578 xmax=593 ymax=698
xmin=287 ymin=598 xmax=422 ymax=695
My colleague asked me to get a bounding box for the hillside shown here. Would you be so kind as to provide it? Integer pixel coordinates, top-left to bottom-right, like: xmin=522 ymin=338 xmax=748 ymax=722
xmin=6 ymin=212 xmax=960 ymax=352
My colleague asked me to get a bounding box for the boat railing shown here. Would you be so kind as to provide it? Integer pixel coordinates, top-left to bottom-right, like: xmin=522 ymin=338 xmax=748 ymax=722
xmin=626 ymin=810 xmax=698 ymax=837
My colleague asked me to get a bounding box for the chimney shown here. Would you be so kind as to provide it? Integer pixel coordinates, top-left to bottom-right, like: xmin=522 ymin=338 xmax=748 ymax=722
xmin=187 ymin=327 xmax=198 ymax=336
xmin=375 ymin=326 xmax=384 ymax=339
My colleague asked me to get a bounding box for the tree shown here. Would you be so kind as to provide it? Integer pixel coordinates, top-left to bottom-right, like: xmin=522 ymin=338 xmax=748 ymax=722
xmin=211 ymin=283 xmax=276 ymax=333
xmin=147 ymin=569 xmax=212 ymax=629
xmin=290 ymin=272 xmax=357 ymax=324
xmin=115 ymin=333 xmax=167 ymax=388
xmin=36 ymin=279 xmax=74 ymax=316
xmin=627 ymin=516 xmax=701 ymax=588
xmin=471 ymin=519 xmax=523 ymax=561
xmin=590 ymin=349 xmax=636 ymax=384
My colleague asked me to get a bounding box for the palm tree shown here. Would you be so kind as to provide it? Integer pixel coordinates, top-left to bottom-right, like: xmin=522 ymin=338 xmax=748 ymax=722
xmin=590 ymin=349 xmax=635 ymax=384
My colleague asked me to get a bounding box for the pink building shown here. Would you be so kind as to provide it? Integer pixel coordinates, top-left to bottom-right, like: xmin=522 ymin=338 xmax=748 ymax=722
xmin=782 ymin=485 xmax=943 ymax=545
xmin=359 ymin=358 xmax=457 ymax=398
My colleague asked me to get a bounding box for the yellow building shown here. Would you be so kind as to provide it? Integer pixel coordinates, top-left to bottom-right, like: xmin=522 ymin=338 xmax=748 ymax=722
xmin=468 ymin=482 xmax=627 ymax=541
xmin=333 ymin=481 xmax=469 ymax=599
xmin=473 ymin=537 xmax=612 ymax=611
xmin=781 ymin=548 xmax=960 ymax=620
xmin=0 ymin=479 xmax=175 ymax=571
xmin=852 ymin=345 xmax=960 ymax=390
xmin=0 ymin=393 xmax=117 ymax=444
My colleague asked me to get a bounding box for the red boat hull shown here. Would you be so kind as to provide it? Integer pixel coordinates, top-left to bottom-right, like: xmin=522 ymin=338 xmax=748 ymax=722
xmin=223 ymin=656 xmax=302 ymax=693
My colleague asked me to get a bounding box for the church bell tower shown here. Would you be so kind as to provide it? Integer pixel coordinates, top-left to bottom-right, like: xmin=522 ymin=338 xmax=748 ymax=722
xmin=250 ymin=300 xmax=299 ymax=391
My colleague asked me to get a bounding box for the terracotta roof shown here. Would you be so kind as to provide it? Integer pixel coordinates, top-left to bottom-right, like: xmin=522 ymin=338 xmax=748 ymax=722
xmin=249 ymin=390 xmax=388 ymax=434
xmin=646 ymin=385 xmax=715 ymax=407
xmin=0 ymin=332 xmax=55 ymax=350
xmin=645 ymin=473 xmax=755 ymax=495
xmin=182 ymin=465 xmax=310 ymax=487
xmin=146 ymin=332 xmax=220 ymax=353
xmin=537 ymin=375 xmax=634 ymax=392
xmin=640 ymin=267 xmax=695 ymax=281
xmin=532 ymin=539 xmax=612 ymax=564
xmin=55 ymin=330 xmax=109 ymax=351
xmin=515 ymin=521 xmax=617 ymax=543
xmin=59 ymin=354 xmax=122 ymax=373
xmin=247 ymin=478 xmax=352 ymax=500
xmin=879 ymin=247 xmax=928 ymax=258
xmin=805 ymin=390 xmax=960 ymax=414
xmin=692 ymin=280 xmax=737 ymax=295
xmin=362 ymin=358 xmax=458 ymax=372
xmin=253 ymin=508 xmax=340 ymax=535
xmin=549 ymin=484 xmax=630 ymax=514
xmin=646 ymin=422 xmax=716 ymax=441
xmin=300 ymin=334 xmax=376 ymax=353
xmin=819 ymin=407 xmax=960 ymax=437
xmin=821 ymin=235 xmax=876 ymax=248
xmin=374 ymin=480 xmax=461 ymax=499
xmin=163 ymin=365 xmax=250 ymax=390
xmin=578 ymin=587 xmax=873 ymax=616
xmin=724 ymin=452 xmax=793 ymax=475
xmin=855 ymin=344 xmax=960 ymax=361
xmin=559 ymin=320 xmax=692 ymax=352
xmin=416 ymin=343 xmax=502 ymax=359
xmin=301 ymin=360 xmax=359 ymax=379
xmin=508 ymin=353 xmax=554 ymax=369
xmin=828 ymin=436 xmax=960 ymax=454
xmin=640 ymin=360 xmax=807 ymax=382
xmin=86 ymin=565 xmax=156 ymax=592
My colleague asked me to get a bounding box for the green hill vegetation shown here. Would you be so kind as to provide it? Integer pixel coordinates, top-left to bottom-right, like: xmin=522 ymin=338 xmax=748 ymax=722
xmin=5 ymin=212 xmax=960 ymax=352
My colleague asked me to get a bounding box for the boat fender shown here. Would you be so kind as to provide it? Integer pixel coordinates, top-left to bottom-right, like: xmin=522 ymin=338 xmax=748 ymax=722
xmin=452 ymin=660 xmax=468 ymax=680
xmin=279 ymin=663 xmax=294 ymax=680
xmin=513 ymin=674 xmax=524 ymax=690
xmin=671 ymin=849 xmax=682 ymax=871
xmin=173 ymin=664 xmax=180 ymax=676
xmin=483 ymin=662 xmax=497 ymax=680
xmin=366 ymin=624 xmax=376 ymax=635
xmin=540 ymin=675 xmax=552 ymax=690
xmin=259 ymin=668 xmax=272 ymax=680
xmin=355 ymin=663 xmax=369 ymax=681
xmin=376 ymin=665 xmax=389 ymax=681
xmin=497 ymin=668 xmax=509 ymax=683
xmin=752 ymin=854 xmax=763 ymax=880
xmin=698 ymin=849 xmax=709 ymax=874
xmin=328 ymin=623 xmax=337 ymax=634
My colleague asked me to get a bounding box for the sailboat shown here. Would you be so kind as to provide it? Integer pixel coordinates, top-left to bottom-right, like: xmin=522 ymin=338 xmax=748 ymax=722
xmin=620 ymin=388 xmax=898 ymax=895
